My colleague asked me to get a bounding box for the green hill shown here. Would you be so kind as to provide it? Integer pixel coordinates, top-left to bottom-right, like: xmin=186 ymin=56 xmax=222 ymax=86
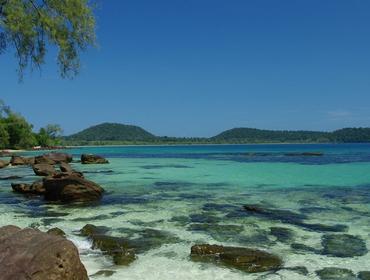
xmin=212 ymin=127 xmax=370 ymax=143
xmin=67 ymin=123 xmax=156 ymax=141
xmin=65 ymin=123 xmax=370 ymax=145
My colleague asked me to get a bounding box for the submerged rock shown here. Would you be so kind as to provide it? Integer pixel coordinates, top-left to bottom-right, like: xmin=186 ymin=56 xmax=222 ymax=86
xmin=0 ymin=159 xmax=9 ymax=169
xmin=290 ymin=243 xmax=319 ymax=254
xmin=80 ymin=224 xmax=180 ymax=265
xmin=321 ymin=234 xmax=367 ymax=257
xmin=280 ymin=266 xmax=309 ymax=276
xmin=316 ymin=267 xmax=357 ymax=280
xmin=190 ymin=244 xmax=283 ymax=273
xmin=90 ymin=270 xmax=116 ymax=278
xmin=189 ymin=223 xmax=245 ymax=243
xmin=11 ymin=181 xmax=45 ymax=195
xmin=10 ymin=155 xmax=34 ymax=166
xmin=0 ymin=225 xmax=88 ymax=280
xmin=243 ymin=204 xmax=348 ymax=233
xmin=359 ymin=271 xmax=370 ymax=280
xmin=81 ymin=154 xmax=109 ymax=164
xmin=80 ymin=224 xmax=135 ymax=266
xmin=32 ymin=163 xmax=57 ymax=176
xmin=44 ymin=174 xmax=104 ymax=202
xmin=243 ymin=204 xmax=306 ymax=224
xmin=269 ymin=227 xmax=295 ymax=243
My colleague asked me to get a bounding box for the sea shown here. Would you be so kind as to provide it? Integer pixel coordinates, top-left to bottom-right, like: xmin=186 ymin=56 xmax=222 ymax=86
xmin=1 ymin=143 xmax=370 ymax=279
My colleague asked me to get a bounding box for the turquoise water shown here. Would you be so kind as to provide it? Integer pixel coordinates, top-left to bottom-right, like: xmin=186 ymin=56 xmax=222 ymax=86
xmin=1 ymin=144 xmax=370 ymax=279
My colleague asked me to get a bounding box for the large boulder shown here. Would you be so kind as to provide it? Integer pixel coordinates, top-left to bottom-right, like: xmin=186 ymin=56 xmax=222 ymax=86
xmin=81 ymin=154 xmax=109 ymax=164
xmin=43 ymin=174 xmax=104 ymax=202
xmin=35 ymin=153 xmax=72 ymax=165
xmin=0 ymin=159 xmax=9 ymax=169
xmin=190 ymin=244 xmax=283 ymax=273
xmin=11 ymin=181 xmax=45 ymax=195
xmin=0 ymin=225 xmax=88 ymax=280
xmin=11 ymin=155 xmax=34 ymax=166
xmin=32 ymin=163 xmax=58 ymax=176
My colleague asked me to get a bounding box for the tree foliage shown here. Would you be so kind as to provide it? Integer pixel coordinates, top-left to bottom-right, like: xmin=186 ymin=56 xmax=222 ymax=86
xmin=0 ymin=100 xmax=62 ymax=149
xmin=0 ymin=0 xmax=95 ymax=79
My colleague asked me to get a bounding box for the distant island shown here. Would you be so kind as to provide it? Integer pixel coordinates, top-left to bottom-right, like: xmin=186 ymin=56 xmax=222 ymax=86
xmin=63 ymin=123 xmax=370 ymax=146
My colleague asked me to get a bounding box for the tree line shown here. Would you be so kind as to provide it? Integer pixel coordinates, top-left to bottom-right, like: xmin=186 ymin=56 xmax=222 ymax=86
xmin=0 ymin=100 xmax=62 ymax=149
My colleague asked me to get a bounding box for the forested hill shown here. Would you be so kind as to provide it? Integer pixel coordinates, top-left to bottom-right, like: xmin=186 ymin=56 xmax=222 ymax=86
xmin=66 ymin=123 xmax=156 ymax=141
xmin=65 ymin=123 xmax=370 ymax=144
xmin=211 ymin=127 xmax=370 ymax=143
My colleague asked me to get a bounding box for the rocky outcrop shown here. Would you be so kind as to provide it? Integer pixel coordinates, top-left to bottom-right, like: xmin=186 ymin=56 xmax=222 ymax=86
xmin=33 ymin=163 xmax=57 ymax=176
xmin=10 ymin=155 xmax=34 ymax=166
xmin=35 ymin=153 xmax=72 ymax=165
xmin=0 ymin=225 xmax=88 ymax=280
xmin=43 ymin=174 xmax=104 ymax=202
xmin=11 ymin=181 xmax=45 ymax=195
xmin=81 ymin=154 xmax=109 ymax=164
xmin=0 ymin=159 xmax=9 ymax=169
xmin=190 ymin=244 xmax=282 ymax=273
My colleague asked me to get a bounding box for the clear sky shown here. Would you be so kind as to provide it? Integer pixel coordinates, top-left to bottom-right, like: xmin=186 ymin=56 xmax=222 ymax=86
xmin=1 ymin=0 xmax=370 ymax=137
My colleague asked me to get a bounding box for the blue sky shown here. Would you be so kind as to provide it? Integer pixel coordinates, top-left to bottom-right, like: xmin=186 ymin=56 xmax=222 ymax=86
xmin=1 ymin=0 xmax=370 ymax=137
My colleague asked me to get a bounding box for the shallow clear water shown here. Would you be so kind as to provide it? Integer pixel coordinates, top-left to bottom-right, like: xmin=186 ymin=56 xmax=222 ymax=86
xmin=1 ymin=144 xmax=370 ymax=279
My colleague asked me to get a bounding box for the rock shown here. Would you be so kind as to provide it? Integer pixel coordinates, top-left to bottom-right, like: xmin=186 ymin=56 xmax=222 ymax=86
xmin=290 ymin=243 xmax=319 ymax=254
xmin=47 ymin=227 xmax=66 ymax=237
xmin=269 ymin=227 xmax=294 ymax=243
xmin=359 ymin=271 xmax=370 ymax=280
xmin=43 ymin=174 xmax=104 ymax=202
xmin=0 ymin=159 xmax=9 ymax=169
xmin=59 ymin=162 xmax=73 ymax=173
xmin=58 ymin=162 xmax=84 ymax=177
xmin=0 ymin=175 xmax=22 ymax=180
xmin=11 ymin=181 xmax=45 ymax=195
xmin=0 ymin=225 xmax=88 ymax=280
xmin=81 ymin=154 xmax=109 ymax=164
xmin=35 ymin=153 xmax=72 ymax=164
xmin=316 ymin=267 xmax=357 ymax=280
xmin=129 ymin=228 xmax=180 ymax=253
xmin=33 ymin=163 xmax=58 ymax=176
xmin=80 ymin=224 xmax=135 ymax=266
xmin=90 ymin=270 xmax=116 ymax=277
xmin=243 ymin=204 xmax=306 ymax=224
xmin=190 ymin=244 xmax=283 ymax=273
xmin=188 ymin=223 xmax=244 ymax=242
xmin=322 ymin=234 xmax=367 ymax=257
xmin=243 ymin=204 xmax=347 ymax=233
xmin=10 ymin=155 xmax=34 ymax=166
xmin=280 ymin=266 xmax=309 ymax=276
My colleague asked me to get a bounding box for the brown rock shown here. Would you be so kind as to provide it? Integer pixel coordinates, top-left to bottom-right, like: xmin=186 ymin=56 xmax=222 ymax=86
xmin=33 ymin=163 xmax=57 ymax=176
xmin=35 ymin=153 xmax=72 ymax=165
xmin=43 ymin=174 xmax=104 ymax=202
xmin=11 ymin=181 xmax=45 ymax=195
xmin=47 ymin=227 xmax=66 ymax=238
xmin=0 ymin=225 xmax=88 ymax=280
xmin=190 ymin=244 xmax=283 ymax=273
xmin=11 ymin=155 xmax=35 ymax=166
xmin=0 ymin=159 xmax=9 ymax=169
xmin=59 ymin=162 xmax=73 ymax=173
xmin=81 ymin=154 xmax=109 ymax=164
